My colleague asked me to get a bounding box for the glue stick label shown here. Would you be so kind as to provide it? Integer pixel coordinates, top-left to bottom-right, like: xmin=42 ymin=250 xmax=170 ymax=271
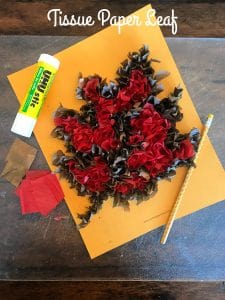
xmin=19 ymin=62 xmax=57 ymax=119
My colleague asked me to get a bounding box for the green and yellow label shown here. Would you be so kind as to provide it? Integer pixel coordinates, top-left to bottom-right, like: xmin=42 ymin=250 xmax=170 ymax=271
xmin=19 ymin=62 xmax=57 ymax=119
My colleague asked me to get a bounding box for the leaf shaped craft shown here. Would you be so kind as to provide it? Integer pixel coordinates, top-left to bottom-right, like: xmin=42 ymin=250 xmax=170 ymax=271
xmin=51 ymin=45 xmax=200 ymax=227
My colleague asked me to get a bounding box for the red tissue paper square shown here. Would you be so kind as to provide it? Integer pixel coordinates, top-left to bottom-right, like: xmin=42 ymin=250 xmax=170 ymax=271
xmin=16 ymin=170 xmax=64 ymax=216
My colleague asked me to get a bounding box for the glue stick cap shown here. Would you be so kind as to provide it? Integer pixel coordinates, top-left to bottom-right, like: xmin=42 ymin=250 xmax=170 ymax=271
xmin=38 ymin=54 xmax=60 ymax=70
xmin=11 ymin=113 xmax=37 ymax=138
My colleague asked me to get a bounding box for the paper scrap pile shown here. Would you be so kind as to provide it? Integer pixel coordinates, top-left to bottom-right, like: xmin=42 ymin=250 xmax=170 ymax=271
xmin=16 ymin=170 xmax=64 ymax=215
xmin=0 ymin=138 xmax=37 ymax=186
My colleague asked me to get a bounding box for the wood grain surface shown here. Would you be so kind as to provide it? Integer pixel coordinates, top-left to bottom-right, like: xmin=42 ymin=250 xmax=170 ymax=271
xmin=1 ymin=35 xmax=225 ymax=297
xmin=1 ymin=281 xmax=225 ymax=300
xmin=0 ymin=1 xmax=225 ymax=37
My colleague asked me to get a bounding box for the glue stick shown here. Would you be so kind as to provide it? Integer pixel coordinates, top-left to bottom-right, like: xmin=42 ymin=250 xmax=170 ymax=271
xmin=11 ymin=54 xmax=60 ymax=138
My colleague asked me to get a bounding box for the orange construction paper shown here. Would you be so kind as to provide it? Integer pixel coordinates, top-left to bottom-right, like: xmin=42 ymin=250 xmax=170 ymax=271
xmin=8 ymin=5 xmax=225 ymax=258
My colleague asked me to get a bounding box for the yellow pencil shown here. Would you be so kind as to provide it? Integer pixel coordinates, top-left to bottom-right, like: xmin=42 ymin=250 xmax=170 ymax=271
xmin=160 ymin=114 xmax=214 ymax=244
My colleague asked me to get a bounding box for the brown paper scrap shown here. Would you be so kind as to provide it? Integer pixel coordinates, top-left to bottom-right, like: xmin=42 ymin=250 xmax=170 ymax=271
xmin=1 ymin=138 xmax=37 ymax=186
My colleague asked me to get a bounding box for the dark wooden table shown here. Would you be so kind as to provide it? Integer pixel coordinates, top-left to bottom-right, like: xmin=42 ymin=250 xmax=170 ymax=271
xmin=1 ymin=36 xmax=225 ymax=298
xmin=1 ymin=0 xmax=225 ymax=37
